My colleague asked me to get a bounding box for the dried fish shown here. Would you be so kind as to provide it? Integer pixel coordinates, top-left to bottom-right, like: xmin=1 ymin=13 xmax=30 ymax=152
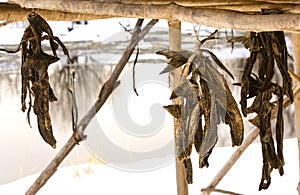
xmin=0 ymin=12 xmax=72 ymax=148
xmin=230 ymin=14 xmax=292 ymax=189
xmin=32 ymin=80 xmax=57 ymax=148
xmin=157 ymin=34 xmax=244 ymax=183
xmin=27 ymin=12 xmax=58 ymax=57
xmin=163 ymin=105 xmax=181 ymax=118
xmin=184 ymin=158 xmax=193 ymax=184
xmin=156 ymin=50 xmax=193 ymax=74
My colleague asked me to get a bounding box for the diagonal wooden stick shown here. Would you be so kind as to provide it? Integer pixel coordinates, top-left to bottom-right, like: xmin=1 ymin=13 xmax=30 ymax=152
xmin=289 ymin=68 xmax=300 ymax=83
xmin=0 ymin=21 xmax=12 ymax=27
xmin=202 ymin=82 xmax=300 ymax=194
xmin=25 ymin=18 xmax=158 ymax=195
xmin=201 ymin=187 xmax=243 ymax=195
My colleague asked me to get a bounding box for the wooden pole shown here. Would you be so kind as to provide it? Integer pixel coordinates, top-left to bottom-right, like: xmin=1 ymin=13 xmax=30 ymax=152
xmin=168 ymin=20 xmax=188 ymax=195
xmin=292 ymin=34 xmax=300 ymax=195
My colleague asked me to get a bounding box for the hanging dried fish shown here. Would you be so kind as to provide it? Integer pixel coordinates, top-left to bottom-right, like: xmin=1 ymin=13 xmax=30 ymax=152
xmin=156 ymin=50 xmax=193 ymax=74
xmin=163 ymin=104 xmax=181 ymax=118
xmin=184 ymin=158 xmax=193 ymax=184
xmin=0 ymin=12 xmax=72 ymax=148
xmin=157 ymin=32 xmax=244 ymax=184
xmin=194 ymin=52 xmax=244 ymax=160
xmin=230 ymin=9 xmax=292 ymax=190
xmin=31 ymin=78 xmax=57 ymax=148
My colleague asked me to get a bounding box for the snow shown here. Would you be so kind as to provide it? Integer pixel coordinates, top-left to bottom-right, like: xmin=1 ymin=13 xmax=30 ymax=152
xmin=0 ymin=138 xmax=298 ymax=195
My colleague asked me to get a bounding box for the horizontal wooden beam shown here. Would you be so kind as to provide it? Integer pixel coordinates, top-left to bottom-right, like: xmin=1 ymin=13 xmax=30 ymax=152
xmin=0 ymin=3 xmax=113 ymax=22
xmin=206 ymin=3 xmax=300 ymax=14
xmin=6 ymin=1 xmax=300 ymax=33
xmin=253 ymin=0 xmax=300 ymax=3
xmin=83 ymin=0 xmax=260 ymax=7
xmin=14 ymin=0 xmax=300 ymax=7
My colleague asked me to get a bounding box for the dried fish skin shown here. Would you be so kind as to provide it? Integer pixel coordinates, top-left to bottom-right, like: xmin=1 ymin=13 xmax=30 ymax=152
xmin=194 ymin=103 xmax=203 ymax=154
xmin=163 ymin=104 xmax=181 ymax=118
xmin=21 ymin=52 xmax=59 ymax=112
xmin=275 ymin=88 xmax=285 ymax=175
xmin=192 ymin=50 xmax=243 ymax=173
xmin=184 ymin=158 xmax=193 ymax=184
xmin=228 ymin=33 xmax=252 ymax=49
xmin=190 ymin=58 xmax=219 ymax=159
xmin=169 ymin=80 xmax=199 ymax=102
xmin=174 ymin=80 xmax=200 ymax=160
xmin=198 ymin=76 xmax=211 ymax=148
xmin=199 ymin=148 xmax=212 ymax=168
xmin=259 ymin=157 xmax=272 ymax=191
xmin=240 ymin=51 xmax=258 ymax=116
xmin=195 ymin=55 xmax=244 ymax=147
xmin=27 ymin=12 xmax=57 ymax=57
xmin=176 ymin=120 xmax=188 ymax=161
xmin=31 ymin=81 xmax=57 ymax=148
xmin=201 ymin=49 xmax=234 ymax=80
xmin=188 ymin=103 xmax=200 ymax=150
xmin=273 ymin=32 xmax=294 ymax=103
xmin=198 ymin=93 xmax=218 ymax=160
xmin=158 ymin=34 xmax=244 ymax=184
xmin=156 ymin=50 xmax=193 ymax=74
xmin=232 ymin=27 xmax=291 ymax=190
xmin=0 ymin=12 xmax=72 ymax=147
xmin=223 ymin=78 xmax=244 ymax=146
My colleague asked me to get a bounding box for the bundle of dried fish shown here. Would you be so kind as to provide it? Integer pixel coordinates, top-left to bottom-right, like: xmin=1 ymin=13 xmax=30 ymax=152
xmin=230 ymin=21 xmax=293 ymax=189
xmin=157 ymin=35 xmax=244 ymax=184
xmin=0 ymin=12 xmax=72 ymax=148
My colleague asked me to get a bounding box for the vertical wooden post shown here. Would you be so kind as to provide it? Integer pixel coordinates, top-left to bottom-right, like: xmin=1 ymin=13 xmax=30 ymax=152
xmin=292 ymin=34 xmax=300 ymax=195
xmin=168 ymin=20 xmax=189 ymax=195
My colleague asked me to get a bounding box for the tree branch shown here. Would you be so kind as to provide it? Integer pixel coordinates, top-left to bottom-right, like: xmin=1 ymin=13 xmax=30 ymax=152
xmin=25 ymin=18 xmax=158 ymax=195
xmin=10 ymin=0 xmax=300 ymax=32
